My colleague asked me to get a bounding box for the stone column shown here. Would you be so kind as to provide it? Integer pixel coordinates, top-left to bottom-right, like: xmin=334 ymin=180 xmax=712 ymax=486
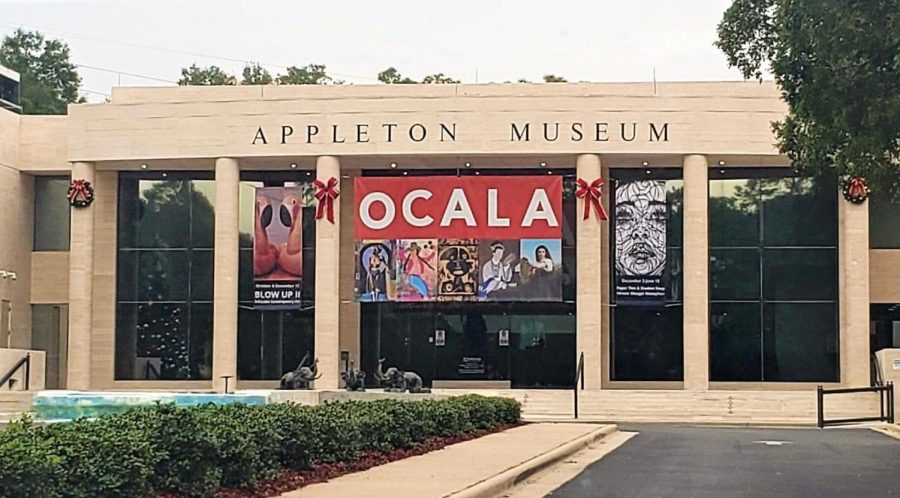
xmin=576 ymin=154 xmax=604 ymax=389
xmin=314 ymin=156 xmax=341 ymax=389
xmin=839 ymin=195 xmax=870 ymax=386
xmin=212 ymin=158 xmax=239 ymax=392
xmin=683 ymin=154 xmax=709 ymax=390
xmin=66 ymin=161 xmax=95 ymax=390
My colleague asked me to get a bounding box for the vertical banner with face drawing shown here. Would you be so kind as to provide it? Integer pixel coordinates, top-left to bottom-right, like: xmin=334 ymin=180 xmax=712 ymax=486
xmin=614 ymin=180 xmax=667 ymax=305
xmin=254 ymin=187 xmax=303 ymax=309
xmin=354 ymin=175 xmax=563 ymax=302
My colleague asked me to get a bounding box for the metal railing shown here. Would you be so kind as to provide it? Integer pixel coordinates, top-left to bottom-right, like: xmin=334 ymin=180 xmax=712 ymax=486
xmin=574 ymin=352 xmax=584 ymax=419
xmin=817 ymin=383 xmax=894 ymax=428
xmin=0 ymin=352 xmax=31 ymax=391
xmin=872 ymin=353 xmax=886 ymax=387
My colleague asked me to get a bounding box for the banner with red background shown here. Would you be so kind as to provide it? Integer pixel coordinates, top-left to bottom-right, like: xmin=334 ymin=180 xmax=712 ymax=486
xmin=353 ymin=176 xmax=563 ymax=303
xmin=354 ymin=176 xmax=562 ymax=239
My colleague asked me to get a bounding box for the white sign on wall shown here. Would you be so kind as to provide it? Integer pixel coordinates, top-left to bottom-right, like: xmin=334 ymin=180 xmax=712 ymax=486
xmin=892 ymin=359 xmax=900 ymax=371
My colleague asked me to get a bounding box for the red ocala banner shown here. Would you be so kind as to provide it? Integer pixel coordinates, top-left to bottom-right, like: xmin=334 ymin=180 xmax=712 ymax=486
xmin=354 ymin=176 xmax=562 ymax=239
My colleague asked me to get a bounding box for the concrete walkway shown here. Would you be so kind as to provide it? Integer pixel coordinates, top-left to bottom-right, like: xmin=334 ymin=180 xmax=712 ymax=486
xmin=281 ymin=423 xmax=612 ymax=498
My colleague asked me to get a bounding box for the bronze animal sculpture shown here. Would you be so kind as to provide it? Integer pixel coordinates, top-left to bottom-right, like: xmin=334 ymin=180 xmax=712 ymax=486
xmin=375 ymin=358 xmax=431 ymax=393
xmin=280 ymin=354 xmax=321 ymax=390
xmin=341 ymin=360 xmax=366 ymax=392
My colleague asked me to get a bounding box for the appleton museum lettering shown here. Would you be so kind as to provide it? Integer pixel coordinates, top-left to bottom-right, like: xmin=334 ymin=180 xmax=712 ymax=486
xmin=251 ymin=121 xmax=670 ymax=145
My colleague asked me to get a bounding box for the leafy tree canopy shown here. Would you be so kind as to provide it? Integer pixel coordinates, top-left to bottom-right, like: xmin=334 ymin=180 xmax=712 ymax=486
xmin=276 ymin=64 xmax=332 ymax=85
xmin=378 ymin=67 xmax=459 ymax=84
xmin=542 ymin=74 xmax=567 ymax=82
xmin=178 ymin=64 xmax=236 ymax=85
xmin=715 ymin=0 xmax=900 ymax=199
xmin=0 ymin=28 xmax=84 ymax=114
xmin=241 ymin=62 xmax=272 ymax=85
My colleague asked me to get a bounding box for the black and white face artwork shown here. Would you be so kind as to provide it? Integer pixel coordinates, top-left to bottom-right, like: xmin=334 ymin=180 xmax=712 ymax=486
xmin=615 ymin=180 xmax=667 ymax=276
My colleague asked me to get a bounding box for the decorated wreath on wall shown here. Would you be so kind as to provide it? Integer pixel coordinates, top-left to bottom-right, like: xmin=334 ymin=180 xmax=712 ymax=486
xmin=67 ymin=179 xmax=95 ymax=208
xmin=842 ymin=177 xmax=869 ymax=204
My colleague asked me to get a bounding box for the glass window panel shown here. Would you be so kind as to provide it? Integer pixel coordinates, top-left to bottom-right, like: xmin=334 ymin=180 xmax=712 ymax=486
xmin=870 ymin=194 xmax=900 ymax=249
xmin=238 ymin=249 xmax=254 ymax=303
xmin=666 ymin=248 xmax=684 ymax=303
xmin=189 ymin=303 xmax=213 ymax=380
xmin=611 ymin=306 xmax=683 ymax=381
xmin=117 ymin=250 xmax=191 ymax=302
xmin=34 ymin=176 xmax=71 ymax=251
xmin=116 ymin=303 xmax=193 ymax=380
xmin=709 ymin=179 xmax=760 ymax=247
xmin=710 ymin=249 xmax=760 ymax=301
xmin=237 ymin=306 xmax=263 ymax=380
xmin=135 ymin=180 xmax=192 ymax=249
xmin=762 ymin=248 xmax=837 ymax=301
xmin=762 ymin=177 xmax=837 ymax=247
xmin=190 ymin=250 xmax=214 ymax=301
xmin=710 ymin=302 xmax=762 ymax=381
xmin=762 ymin=303 xmax=838 ymax=382
xmin=666 ymin=180 xmax=684 ymax=248
xmin=190 ymin=180 xmax=217 ymax=249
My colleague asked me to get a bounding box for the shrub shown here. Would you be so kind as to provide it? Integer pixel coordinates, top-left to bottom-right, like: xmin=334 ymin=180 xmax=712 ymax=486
xmin=0 ymin=417 xmax=63 ymax=498
xmin=0 ymin=395 xmax=520 ymax=498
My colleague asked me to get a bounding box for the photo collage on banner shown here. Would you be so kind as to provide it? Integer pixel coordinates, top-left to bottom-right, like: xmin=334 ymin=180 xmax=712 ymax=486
xmin=354 ymin=175 xmax=563 ymax=302
xmin=253 ymin=186 xmax=304 ymax=309
xmin=613 ymin=179 xmax=667 ymax=305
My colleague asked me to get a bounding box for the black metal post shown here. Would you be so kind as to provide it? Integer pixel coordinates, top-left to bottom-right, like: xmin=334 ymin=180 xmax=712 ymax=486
xmin=23 ymin=353 xmax=30 ymax=391
xmin=817 ymin=385 xmax=824 ymax=428
xmin=890 ymin=383 xmax=895 ymax=424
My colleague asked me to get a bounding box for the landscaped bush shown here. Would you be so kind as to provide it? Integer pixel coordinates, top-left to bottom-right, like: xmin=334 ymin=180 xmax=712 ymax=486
xmin=0 ymin=395 xmax=519 ymax=498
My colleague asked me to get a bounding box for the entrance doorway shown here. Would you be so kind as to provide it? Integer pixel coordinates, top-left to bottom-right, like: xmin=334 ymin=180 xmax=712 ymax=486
xmin=360 ymin=302 xmax=575 ymax=388
xmin=31 ymin=304 xmax=68 ymax=389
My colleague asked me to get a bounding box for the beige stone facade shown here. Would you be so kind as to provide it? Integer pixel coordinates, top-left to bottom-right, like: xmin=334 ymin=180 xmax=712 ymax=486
xmin=0 ymin=81 xmax=897 ymax=392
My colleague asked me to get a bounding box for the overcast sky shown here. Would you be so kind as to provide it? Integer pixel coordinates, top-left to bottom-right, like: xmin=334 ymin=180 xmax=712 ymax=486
xmin=0 ymin=0 xmax=748 ymax=103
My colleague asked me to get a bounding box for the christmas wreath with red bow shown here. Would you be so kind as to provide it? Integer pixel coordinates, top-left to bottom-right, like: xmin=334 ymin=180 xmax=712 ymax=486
xmin=842 ymin=177 xmax=869 ymax=204
xmin=67 ymin=179 xmax=95 ymax=208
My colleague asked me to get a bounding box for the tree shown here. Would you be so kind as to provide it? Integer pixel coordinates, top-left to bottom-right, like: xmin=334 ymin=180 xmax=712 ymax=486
xmin=0 ymin=28 xmax=84 ymax=114
xmin=377 ymin=67 xmax=416 ymax=84
xmin=422 ymin=73 xmax=460 ymax=84
xmin=542 ymin=74 xmax=567 ymax=82
xmin=378 ymin=67 xmax=459 ymax=84
xmin=178 ymin=64 xmax=236 ymax=85
xmin=276 ymin=64 xmax=331 ymax=85
xmin=715 ymin=0 xmax=900 ymax=198
xmin=241 ymin=62 xmax=272 ymax=85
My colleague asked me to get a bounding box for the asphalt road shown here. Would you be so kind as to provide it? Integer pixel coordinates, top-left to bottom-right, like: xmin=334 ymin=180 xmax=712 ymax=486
xmin=548 ymin=425 xmax=900 ymax=498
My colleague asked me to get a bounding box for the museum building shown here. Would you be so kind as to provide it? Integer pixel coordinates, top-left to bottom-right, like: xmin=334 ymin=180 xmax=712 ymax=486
xmin=1 ymin=76 xmax=899 ymax=393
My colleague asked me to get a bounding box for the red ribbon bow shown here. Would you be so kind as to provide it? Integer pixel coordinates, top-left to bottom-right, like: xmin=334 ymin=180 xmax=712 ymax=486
xmin=67 ymin=179 xmax=89 ymax=202
xmin=313 ymin=177 xmax=340 ymax=223
xmin=575 ymin=178 xmax=608 ymax=221
xmin=848 ymin=177 xmax=867 ymax=198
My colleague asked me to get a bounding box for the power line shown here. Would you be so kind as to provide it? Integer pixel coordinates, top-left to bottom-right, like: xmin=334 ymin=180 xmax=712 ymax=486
xmin=76 ymin=63 xmax=177 ymax=84
xmin=0 ymin=20 xmax=380 ymax=81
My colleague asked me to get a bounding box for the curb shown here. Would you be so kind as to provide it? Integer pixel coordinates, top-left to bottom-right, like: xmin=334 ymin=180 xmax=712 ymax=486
xmin=871 ymin=423 xmax=900 ymax=440
xmin=449 ymin=424 xmax=618 ymax=498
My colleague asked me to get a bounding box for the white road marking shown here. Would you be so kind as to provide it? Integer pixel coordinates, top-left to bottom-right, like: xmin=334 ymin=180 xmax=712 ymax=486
xmin=753 ymin=440 xmax=794 ymax=446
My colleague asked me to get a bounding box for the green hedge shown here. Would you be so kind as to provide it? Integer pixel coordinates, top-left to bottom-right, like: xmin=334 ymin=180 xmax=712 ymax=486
xmin=0 ymin=395 xmax=520 ymax=498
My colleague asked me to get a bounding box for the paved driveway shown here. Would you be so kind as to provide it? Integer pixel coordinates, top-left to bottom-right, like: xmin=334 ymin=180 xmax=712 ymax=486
xmin=549 ymin=425 xmax=900 ymax=498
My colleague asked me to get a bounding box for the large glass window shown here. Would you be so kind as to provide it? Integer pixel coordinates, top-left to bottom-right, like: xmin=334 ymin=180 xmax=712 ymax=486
xmin=610 ymin=169 xmax=684 ymax=381
xmin=709 ymin=170 xmax=839 ymax=382
xmin=34 ymin=176 xmax=71 ymax=251
xmin=870 ymin=193 xmax=900 ymax=248
xmin=359 ymin=168 xmax=577 ymax=389
xmin=115 ymin=172 xmax=215 ymax=380
xmin=237 ymin=172 xmax=316 ymax=380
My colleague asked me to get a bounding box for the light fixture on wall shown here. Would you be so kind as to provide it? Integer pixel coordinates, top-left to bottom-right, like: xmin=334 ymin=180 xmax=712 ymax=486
xmin=540 ymin=161 xmax=547 ymax=168
xmin=290 ymin=163 xmax=298 ymax=169
xmin=718 ymin=160 xmax=726 ymax=166
xmin=642 ymin=161 xmax=649 ymax=167
xmin=140 ymin=163 xmax=148 ymax=169
xmin=464 ymin=161 xmax=472 ymax=168
xmin=0 ymin=271 xmax=17 ymax=280
xmin=390 ymin=162 xmax=397 ymax=169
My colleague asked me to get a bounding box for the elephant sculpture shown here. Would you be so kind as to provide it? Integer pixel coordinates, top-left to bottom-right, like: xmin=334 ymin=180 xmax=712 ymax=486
xmin=341 ymin=360 xmax=366 ymax=392
xmin=375 ymin=358 xmax=431 ymax=393
xmin=280 ymin=354 xmax=321 ymax=390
